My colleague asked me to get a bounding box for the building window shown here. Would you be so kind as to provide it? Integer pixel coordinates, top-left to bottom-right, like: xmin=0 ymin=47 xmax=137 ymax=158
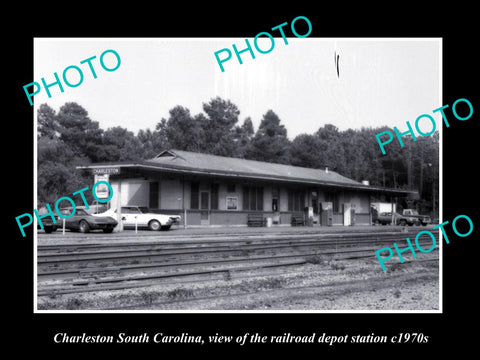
xmin=250 ymin=188 xmax=257 ymax=210
xmin=325 ymin=192 xmax=340 ymax=213
xmin=288 ymin=190 xmax=305 ymax=212
xmin=211 ymin=183 xmax=219 ymax=210
xmin=243 ymin=186 xmax=263 ymax=211
xmin=200 ymin=191 xmax=209 ymax=210
xmin=190 ymin=182 xmax=199 ymax=209
xmin=226 ymin=196 xmax=238 ymax=210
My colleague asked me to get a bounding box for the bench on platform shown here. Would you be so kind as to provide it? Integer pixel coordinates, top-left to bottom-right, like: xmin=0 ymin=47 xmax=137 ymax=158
xmin=291 ymin=213 xmax=305 ymax=226
xmin=247 ymin=213 xmax=266 ymax=227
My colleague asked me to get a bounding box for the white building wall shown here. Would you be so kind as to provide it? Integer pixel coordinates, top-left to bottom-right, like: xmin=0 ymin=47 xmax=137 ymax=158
xmin=108 ymin=180 xmax=132 ymax=210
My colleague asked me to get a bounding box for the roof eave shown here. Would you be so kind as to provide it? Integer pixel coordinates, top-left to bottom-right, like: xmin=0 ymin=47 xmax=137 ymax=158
xmin=76 ymin=162 xmax=414 ymax=196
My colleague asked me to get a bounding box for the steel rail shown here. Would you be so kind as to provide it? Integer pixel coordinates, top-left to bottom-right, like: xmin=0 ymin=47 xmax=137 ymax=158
xmin=37 ymin=228 xmax=414 ymax=251
xmin=99 ymin=264 xmax=440 ymax=310
xmin=38 ymin=229 xmax=437 ymax=259
xmin=37 ymin=231 xmax=438 ymax=278
xmin=37 ymin=245 xmax=439 ymax=296
xmin=37 ymin=229 xmax=440 ymax=297
xmin=37 ymin=241 xmax=436 ymax=279
xmin=37 ymin=256 xmax=438 ymax=301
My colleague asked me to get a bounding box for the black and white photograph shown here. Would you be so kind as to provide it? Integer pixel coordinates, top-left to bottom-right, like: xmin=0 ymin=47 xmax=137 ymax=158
xmin=33 ymin=37 xmax=442 ymax=312
xmin=7 ymin=6 xmax=479 ymax=355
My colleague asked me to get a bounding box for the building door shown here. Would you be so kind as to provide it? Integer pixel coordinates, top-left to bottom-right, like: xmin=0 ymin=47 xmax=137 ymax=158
xmin=200 ymin=191 xmax=210 ymax=225
xmin=311 ymin=191 xmax=319 ymax=225
xmin=271 ymin=187 xmax=280 ymax=224
xmin=149 ymin=182 xmax=159 ymax=209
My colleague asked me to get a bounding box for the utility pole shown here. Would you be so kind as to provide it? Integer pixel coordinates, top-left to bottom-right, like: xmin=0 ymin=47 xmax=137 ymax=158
xmin=419 ymin=141 xmax=424 ymax=198
xmin=407 ymin=141 xmax=412 ymax=190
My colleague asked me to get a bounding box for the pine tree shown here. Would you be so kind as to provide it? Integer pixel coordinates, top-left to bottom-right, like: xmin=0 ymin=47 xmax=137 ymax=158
xmin=246 ymin=110 xmax=290 ymax=164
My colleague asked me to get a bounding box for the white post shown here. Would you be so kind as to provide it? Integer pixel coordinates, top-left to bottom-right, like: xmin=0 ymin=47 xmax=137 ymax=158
xmin=135 ymin=216 xmax=138 ymax=234
xmin=62 ymin=217 xmax=65 ymax=236
xmin=114 ymin=180 xmax=123 ymax=232
xmin=369 ymin=195 xmax=373 ymax=226
xmin=391 ymin=198 xmax=394 ymax=226
xmin=182 ymin=177 xmax=186 ymax=230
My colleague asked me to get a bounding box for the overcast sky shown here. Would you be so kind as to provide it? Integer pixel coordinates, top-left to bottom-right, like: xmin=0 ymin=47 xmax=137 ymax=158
xmin=33 ymin=38 xmax=441 ymax=139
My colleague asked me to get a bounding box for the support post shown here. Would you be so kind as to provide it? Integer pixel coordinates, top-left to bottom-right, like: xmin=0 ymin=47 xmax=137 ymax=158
xmin=114 ymin=180 xmax=123 ymax=232
xmin=183 ymin=177 xmax=187 ymax=229
xmin=391 ymin=197 xmax=394 ymax=226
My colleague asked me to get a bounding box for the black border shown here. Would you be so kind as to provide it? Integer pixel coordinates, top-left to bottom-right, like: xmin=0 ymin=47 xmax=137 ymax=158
xmin=8 ymin=4 xmax=479 ymax=355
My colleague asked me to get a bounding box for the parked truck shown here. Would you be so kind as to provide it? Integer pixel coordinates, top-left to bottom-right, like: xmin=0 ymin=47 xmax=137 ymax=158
xmin=373 ymin=208 xmax=431 ymax=226
xmin=399 ymin=209 xmax=431 ymax=226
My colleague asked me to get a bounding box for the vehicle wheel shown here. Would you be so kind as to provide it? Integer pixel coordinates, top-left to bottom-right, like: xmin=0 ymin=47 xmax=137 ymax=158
xmin=422 ymin=222 xmax=428 ymax=226
xmin=103 ymin=227 xmax=114 ymax=233
xmin=161 ymin=225 xmax=171 ymax=231
xmin=79 ymin=220 xmax=90 ymax=233
xmin=399 ymin=219 xmax=407 ymax=226
xmin=408 ymin=222 xmax=414 ymax=226
xmin=148 ymin=220 xmax=161 ymax=231
xmin=44 ymin=226 xmax=56 ymax=233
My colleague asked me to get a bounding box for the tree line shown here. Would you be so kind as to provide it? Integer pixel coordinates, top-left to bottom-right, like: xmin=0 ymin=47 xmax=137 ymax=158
xmin=37 ymin=97 xmax=439 ymax=215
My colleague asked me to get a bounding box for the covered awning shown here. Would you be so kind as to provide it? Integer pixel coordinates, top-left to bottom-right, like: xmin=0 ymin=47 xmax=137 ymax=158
xmin=77 ymin=149 xmax=417 ymax=197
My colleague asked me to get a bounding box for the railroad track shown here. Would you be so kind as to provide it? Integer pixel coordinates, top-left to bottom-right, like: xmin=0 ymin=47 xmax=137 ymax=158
xmin=38 ymin=228 xmax=432 ymax=256
xmin=37 ymin=229 xmax=440 ymax=296
xmin=99 ymin=264 xmax=440 ymax=310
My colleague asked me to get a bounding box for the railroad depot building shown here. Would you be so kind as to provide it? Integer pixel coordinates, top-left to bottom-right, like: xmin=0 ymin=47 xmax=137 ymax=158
xmin=78 ymin=149 xmax=411 ymax=227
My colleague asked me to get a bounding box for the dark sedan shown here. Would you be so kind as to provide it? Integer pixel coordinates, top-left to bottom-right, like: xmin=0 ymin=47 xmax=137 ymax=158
xmin=374 ymin=212 xmax=402 ymax=225
xmin=54 ymin=208 xmax=118 ymax=233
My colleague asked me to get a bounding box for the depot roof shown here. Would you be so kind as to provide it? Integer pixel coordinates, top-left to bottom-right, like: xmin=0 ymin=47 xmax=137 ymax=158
xmin=78 ymin=149 xmax=415 ymax=196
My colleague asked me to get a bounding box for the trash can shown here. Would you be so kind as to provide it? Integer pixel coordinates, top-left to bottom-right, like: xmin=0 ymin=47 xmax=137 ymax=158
xmin=307 ymin=217 xmax=314 ymax=227
xmin=266 ymin=217 xmax=273 ymax=227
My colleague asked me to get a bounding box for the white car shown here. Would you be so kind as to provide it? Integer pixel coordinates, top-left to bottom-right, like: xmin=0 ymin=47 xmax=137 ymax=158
xmin=96 ymin=206 xmax=181 ymax=231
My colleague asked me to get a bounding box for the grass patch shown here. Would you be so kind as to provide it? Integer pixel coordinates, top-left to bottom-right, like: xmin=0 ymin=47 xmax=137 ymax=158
xmin=140 ymin=290 xmax=155 ymax=304
xmin=305 ymin=255 xmax=326 ymax=265
xmin=258 ymin=277 xmax=287 ymax=290
xmin=329 ymin=260 xmax=346 ymax=271
xmin=65 ymin=297 xmax=83 ymax=309
xmin=167 ymin=288 xmax=194 ymax=299
xmin=387 ymin=262 xmax=403 ymax=273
